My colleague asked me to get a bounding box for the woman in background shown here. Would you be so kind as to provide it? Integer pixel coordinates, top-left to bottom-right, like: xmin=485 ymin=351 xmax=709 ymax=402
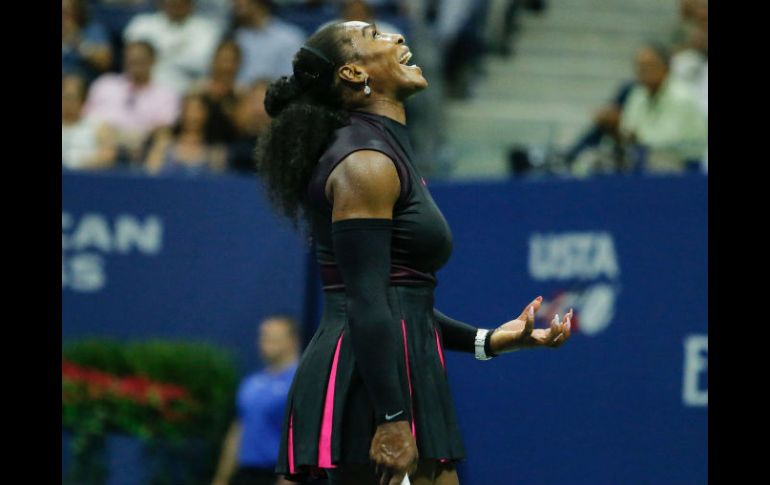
xmin=228 ymin=79 xmax=273 ymax=173
xmin=146 ymin=93 xmax=227 ymax=176
xmin=190 ymin=39 xmax=245 ymax=145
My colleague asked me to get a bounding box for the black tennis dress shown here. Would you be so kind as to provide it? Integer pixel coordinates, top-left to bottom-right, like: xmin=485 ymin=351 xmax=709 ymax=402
xmin=275 ymin=111 xmax=466 ymax=481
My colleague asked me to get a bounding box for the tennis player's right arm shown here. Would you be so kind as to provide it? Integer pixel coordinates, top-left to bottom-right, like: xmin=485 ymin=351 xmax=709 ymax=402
xmin=328 ymin=150 xmax=407 ymax=424
xmin=329 ymin=150 xmax=418 ymax=483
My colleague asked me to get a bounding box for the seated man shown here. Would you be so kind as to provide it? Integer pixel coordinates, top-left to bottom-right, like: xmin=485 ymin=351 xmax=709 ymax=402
xmin=619 ymin=42 xmax=707 ymax=173
xmin=231 ymin=0 xmax=306 ymax=86
xmin=124 ymin=0 xmax=224 ymax=93
xmin=83 ymin=41 xmax=180 ymax=165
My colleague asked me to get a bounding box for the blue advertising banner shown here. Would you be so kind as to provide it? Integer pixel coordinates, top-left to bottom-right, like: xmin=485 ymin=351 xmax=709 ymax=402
xmin=428 ymin=174 xmax=708 ymax=485
xmin=62 ymin=172 xmax=309 ymax=372
xmin=62 ymin=172 xmax=707 ymax=484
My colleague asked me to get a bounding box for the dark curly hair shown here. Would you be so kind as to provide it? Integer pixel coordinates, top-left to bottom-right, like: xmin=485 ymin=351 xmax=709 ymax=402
xmin=255 ymin=23 xmax=360 ymax=231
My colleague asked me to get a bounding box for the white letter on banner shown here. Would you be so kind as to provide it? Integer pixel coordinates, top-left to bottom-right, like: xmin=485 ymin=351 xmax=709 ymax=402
xmin=65 ymin=253 xmax=106 ymax=292
xmin=529 ymin=232 xmax=620 ymax=281
xmin=71 ymin=214 xmax=112 ymax=252
xmin=682 ymin=335 xmax=708 ymax=406
xmin=115 ymin=215 xmax=163 ymax=255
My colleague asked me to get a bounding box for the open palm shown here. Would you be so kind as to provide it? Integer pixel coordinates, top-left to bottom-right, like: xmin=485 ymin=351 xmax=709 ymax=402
xmin=489 ymin=297 xmax=572 ymax=355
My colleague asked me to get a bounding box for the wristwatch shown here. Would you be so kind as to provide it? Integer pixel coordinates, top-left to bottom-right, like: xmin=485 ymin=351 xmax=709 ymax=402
xmin=475 ymin=329 xmax=493 ymax=360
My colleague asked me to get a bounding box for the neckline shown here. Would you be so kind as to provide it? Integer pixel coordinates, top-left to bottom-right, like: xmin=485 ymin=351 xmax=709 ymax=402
xmin=350 ymin=110 xmax=408 ymax=128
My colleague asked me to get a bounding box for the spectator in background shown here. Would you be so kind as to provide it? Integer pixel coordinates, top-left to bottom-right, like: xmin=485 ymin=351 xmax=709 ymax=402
xmin=196 ymin=0 xmax=235 ymax=28
xmin=228 ymin=80 xmax=272 ymax=173
xmin=124 ymin=0 xmax=223 ymax=93
xmin=563 ymin=80 xmax=636 ymax=176
xmin=670 ymin=4 xmax=707 ymax=117
xmin=669 ymin=0 xmax=705 ymax=50
xmin=62 ymin=0 xmax=113 ymax=82
xmin=619 ymin=43 xmax=707 ymax=173
xmin=62 ymin=74 xmax=117 ymax=170
xmin=433 ymin=0 xmax=487 ymax=98
xmin=231 ymin=0 xmax=306 ymax=86
xmin=190 ymin=40 xmax=246 ymax=144
xmin=145 ymin=93 xmax=228 ymax=175
xmin=211 ymin=315 xmax=299 ymax=485
xmin=566 ymin=0 xmax=707 ymax=178
xmin=83 ymin=41 xmax=180 ymax=165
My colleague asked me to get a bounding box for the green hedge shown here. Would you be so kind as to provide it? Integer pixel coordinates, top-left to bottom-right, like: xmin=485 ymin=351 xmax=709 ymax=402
xmin=62 ymin=338 xmax=240 ymax=484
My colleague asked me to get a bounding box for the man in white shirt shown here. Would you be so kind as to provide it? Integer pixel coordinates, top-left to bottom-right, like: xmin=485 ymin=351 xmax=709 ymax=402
xmin=620 ymin=43 xmax=707 ymax=173
xmin=124 ymin=0 xmax=223 ymax=93
xmin=231 ymin=0 xmax=306 ymax=86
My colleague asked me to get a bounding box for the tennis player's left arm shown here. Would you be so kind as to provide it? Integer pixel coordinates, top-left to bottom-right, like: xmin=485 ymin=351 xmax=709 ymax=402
xmin=434 ymin=298 xmax=573 ymax=355
xmin=432 ymin=308 xmax=477 ymax=353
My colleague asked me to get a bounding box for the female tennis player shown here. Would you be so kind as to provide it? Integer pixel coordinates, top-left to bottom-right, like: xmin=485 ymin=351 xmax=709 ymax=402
xmin=254 ymin=21 xmax=572 ymax=485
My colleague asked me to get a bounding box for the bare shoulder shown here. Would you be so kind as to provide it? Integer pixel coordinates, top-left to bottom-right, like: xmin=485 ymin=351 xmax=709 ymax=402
xmin=327 ymin=150 xmax=401 ymax=221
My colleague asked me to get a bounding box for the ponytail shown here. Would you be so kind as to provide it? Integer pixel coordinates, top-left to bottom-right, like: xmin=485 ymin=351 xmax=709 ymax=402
xmin=255 ymin=23 xmax=355 ymax=231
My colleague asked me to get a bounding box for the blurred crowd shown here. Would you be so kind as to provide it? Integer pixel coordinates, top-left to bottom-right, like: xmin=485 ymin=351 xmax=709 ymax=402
xmin=63 ymin=0 xmax=707 ymax=180
xmin=558 ymin=0 xmax=708 ymax=177
xmin=63 ymin=0 xmax=534 ymax=178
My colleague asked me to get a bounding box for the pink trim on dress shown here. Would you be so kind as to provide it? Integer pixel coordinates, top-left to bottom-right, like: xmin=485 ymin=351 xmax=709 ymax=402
xmin=401 ymin=319 xmax=416 ymax=438
xmin=288 ymin=413 xmax=296 ymax=474
xmin=317 ymin=332 xmax=344 ymax=469
xmin=434 ymin=327 xmax=446 ymax=370
xmin=435 ymin=326 xmax=450 ymax=464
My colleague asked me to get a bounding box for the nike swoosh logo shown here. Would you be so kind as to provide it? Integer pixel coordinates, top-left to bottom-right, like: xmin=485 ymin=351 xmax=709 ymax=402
xmin=385 ymin=410 xmax=404 ymax=421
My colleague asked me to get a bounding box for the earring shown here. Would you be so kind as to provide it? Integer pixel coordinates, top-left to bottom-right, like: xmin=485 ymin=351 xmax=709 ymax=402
xmin=364 ymin=78 xmax=371 ymax=96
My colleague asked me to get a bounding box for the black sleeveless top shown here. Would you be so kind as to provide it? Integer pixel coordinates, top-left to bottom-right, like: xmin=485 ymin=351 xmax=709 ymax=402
xmin=306 ymin=111 xmax=454 ymax=291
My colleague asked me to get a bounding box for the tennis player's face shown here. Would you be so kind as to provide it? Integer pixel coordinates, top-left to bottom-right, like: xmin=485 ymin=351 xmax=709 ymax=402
xmin=343 ymin=21 xmax=428 ymax=99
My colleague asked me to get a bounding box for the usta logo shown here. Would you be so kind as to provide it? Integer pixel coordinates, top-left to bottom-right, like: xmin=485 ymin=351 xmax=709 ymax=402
xmin=528 ymin=232 xmax=620 ymax=336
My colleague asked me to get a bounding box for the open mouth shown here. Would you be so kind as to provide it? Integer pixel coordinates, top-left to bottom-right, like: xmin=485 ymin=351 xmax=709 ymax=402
xmin=399 ymin=49 xmax=413 ymax=66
